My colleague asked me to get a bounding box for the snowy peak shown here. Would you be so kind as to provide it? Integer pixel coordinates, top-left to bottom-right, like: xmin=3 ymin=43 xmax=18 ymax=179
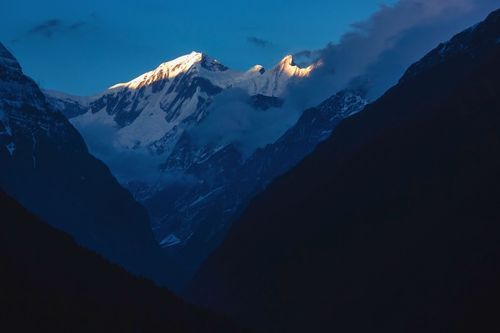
xmin=247 ymin=64 xmax=266 ymax=74
xmin=238 ymin=55 xmax=316 ymax=97
xmin=0 ymin=43 xmax=22 ymax=72
xmin=47 ymin=50 xmax=320 ymax=161
xmin=272 ymin=54 xmax=314 ymax=78
xmin=110 ymin=51 xmax=227 ymax=90
xmin=198 ymin=52 xmax=229 ymax=72
xmin=278 ymin=54 xmax=295 ymax=67
xmin=156 ymin=51 xmax=226 ymax=73
xmin=107 ymin=52 xmax=315 ymax=92
xmin=157 ymin=51 xmax=206 ymax=72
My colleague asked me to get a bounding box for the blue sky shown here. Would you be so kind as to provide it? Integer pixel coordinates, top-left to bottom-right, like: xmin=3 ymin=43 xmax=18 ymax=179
xmin=1 ymin=0 xmax=395 ymax=95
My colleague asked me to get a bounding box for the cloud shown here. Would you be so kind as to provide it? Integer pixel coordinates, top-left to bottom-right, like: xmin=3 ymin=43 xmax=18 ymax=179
xmin=247 ymin=36 xmax=272 ymax=48
xmin=240 ymin=26 xmax=262 ymax=32
xmin=71 ymin=119 xmax=172 ymax=184
xmin=190 ymin=88 xmax=301 ymax=157
xmin=289 ymin=0 xmax=500 ymax=105
xmin=27 ymin=19 xmax=87 ymax=39
xmin=28 ymin=19 xmax=63 ymax=38
xmin=189 ymin=0 xmax=499 ymax=159
xmin=68 ymin=21 xmax=86 ymax=31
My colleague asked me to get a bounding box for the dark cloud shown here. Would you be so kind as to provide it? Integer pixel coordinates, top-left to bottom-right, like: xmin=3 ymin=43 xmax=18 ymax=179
xmin=27 ymin=19 xmax=87 ymax=39
xmin=28 ymin=19 xmax=63 ymax=38
xmin=240 ymin=26 xmax=261 ymax=32
xmin=286 ymin=0 xmax=500 ymax=106
xmin=68 ymin=21 xmax=86 ymax=31
xmin=292 ymin=50 xmax=318 ymax=67
xmin=247 ymin=36 xmax=271 ymax=48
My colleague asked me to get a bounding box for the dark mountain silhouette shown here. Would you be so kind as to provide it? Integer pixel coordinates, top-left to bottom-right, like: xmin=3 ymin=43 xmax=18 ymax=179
xmin=46 ymin=51 xmax=364 ymax=281
xmin=0 ymin=190 xmax=244 ymax=333
xmin=188 ymin=9 xmax=500 ymax=333
xmin=142 ymin=88 xmax=366 ymax=279
xmin=0 ymin=43 xmax=185 ymax=289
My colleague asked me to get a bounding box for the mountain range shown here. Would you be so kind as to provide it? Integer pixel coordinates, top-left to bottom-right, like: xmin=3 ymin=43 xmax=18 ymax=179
xmin=0 ymin=190 xmax=244 ymax=332
xmin=1 ymin=5 xmax=499 ymax=333
xmin=187 ymin=8 xmax=500 ymax=332
xmin=45 ymin=52 xmax=315 ymax=162
xmin=0 ymin=42 xmax=182 ymax=288
xmin=46 ymin=50 xmax=367 ymax=277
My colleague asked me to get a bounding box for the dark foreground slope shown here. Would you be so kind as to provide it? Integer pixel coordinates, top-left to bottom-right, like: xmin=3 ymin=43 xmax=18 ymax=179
xmin=0 ymin=43 xmax=185 ymax=288
xmin=188 ymin=9 xmax=500 ymax=333
xmin=0 ymin=190 xmax=244 ymax=333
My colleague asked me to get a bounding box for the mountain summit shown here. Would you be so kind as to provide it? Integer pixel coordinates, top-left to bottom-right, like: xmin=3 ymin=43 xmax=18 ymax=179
xmin=0 ymin=44 xmax=21 ymax=72
xmin=44 ymin=49 xmax=360 ymax=283
xmin=106 ymin=52 xmax=315 ymax=94
xmin=273 ymin=54 xmax=314 ymax=77
xmin=45 ymin=52 xmax=317 ymax=174
xmin=109 ymin=51 xmax=228 ymax=90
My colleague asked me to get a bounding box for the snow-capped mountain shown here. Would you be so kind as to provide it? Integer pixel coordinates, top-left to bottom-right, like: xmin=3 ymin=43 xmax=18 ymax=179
xmin=1 ymin=44 xmax=80 ymax=164
xmin=46 ymin=52 xmax=315 ymax=162
xmin=142 ymin=89 xmax=367 ymax=270
xmin=0 ymin=42 xmax=181 ymax=288
xmin=46 ymin=50 xmax=366 ymax=280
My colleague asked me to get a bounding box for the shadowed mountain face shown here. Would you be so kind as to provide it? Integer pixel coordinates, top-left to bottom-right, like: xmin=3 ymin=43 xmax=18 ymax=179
xmin=46 ymin=49 xmax=366 ymax=281
xmin=188 ymin=9 xmax=500 ymax=333
xmin=0 ymin=190 xmax=244 ymax=333
xmin=0 ymin=43 xmax=183 ymax=289
xmin=142 ymin=88 xmax=366 ymax=276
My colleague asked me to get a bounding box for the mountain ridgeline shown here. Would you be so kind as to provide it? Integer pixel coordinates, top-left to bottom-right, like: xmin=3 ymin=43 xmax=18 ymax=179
xmin=143 ymin=88 xmax=366 ymax=270
xmin=0 ymin=43 xmax=183 ymax=288
xmin=46 ymin=50 xmax=366 ymax=277
xmin=187 ymin=9 xmax=500 ymax=332
xmin=0 ymin=190 xmax=244 ymax=333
